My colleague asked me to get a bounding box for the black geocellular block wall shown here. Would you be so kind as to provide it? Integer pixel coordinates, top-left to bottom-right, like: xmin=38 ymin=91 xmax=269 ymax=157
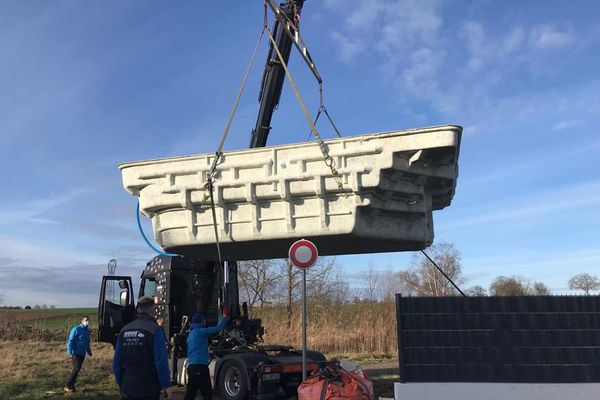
xmin=395 ymin=294 xmax=600 ymax=383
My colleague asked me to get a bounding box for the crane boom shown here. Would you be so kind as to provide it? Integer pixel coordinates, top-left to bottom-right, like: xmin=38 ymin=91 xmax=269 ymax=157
xmin=249 ymin=0 xmax=305 ymax=148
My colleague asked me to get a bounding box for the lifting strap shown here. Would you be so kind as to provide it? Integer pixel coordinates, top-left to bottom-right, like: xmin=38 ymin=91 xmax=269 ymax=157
xmin=203 ymin=27 xmax=266 ymax=267
xmin=264 ymin=26 xmax=344 ymax=190
xmin=206 ymin=26 xmax=266 ymax=182
xmin=204 ymin=2 xmax=346 ymax=265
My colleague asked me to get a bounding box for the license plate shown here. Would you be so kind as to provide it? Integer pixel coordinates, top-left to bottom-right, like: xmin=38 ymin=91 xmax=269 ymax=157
xmin=262 ymin=373 xmax=281 ymax=381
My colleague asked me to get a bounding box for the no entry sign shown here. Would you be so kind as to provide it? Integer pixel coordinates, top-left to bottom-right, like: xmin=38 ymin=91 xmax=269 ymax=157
xmin=289 ymin=239 xmax=319 ymax=381
xmin=288 ymin=239 xmax=318 ymax=270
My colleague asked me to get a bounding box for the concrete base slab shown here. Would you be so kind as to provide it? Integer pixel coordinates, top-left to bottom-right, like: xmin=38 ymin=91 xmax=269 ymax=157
xmin=394 ymin=382 xmax=599 ymax=400
xmin=120 ymin=125 xmax=461 ymax=260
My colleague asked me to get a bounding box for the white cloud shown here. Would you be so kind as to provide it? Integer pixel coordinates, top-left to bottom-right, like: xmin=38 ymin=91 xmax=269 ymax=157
xmin=0 ymin=263 xmax=143 ymax=307
xmin=440 ymin=180 xmax=600 ymax=230
xmin=330 ymin=31 xmax=364 ymax=64
xmin=323 ymin=0 xmax=347 ymax=9
xmin=552 ymin=119 xmax=583 ymax=131
xmin=460 ymin=21 xmax=486 ymax=71
xmin=0 ymin=234 xmax=98 ymax=267
xmin=459 ymin=22 xmax=527 ymax=72
xmin=530 ymin=25 xmax=574 ymax=49
xmin=502 ymin=27 xmax=525 ymax=53
xmin=459 ymin=137 xmax=600 ymax=188
xmin=323 ymin=2 xmax=586 ymax=130
xmin=346 ymin=2 xmax=382 ymax=29
xmin=398 ymin=47 xmax=445 ymax=94
xmin=0 ymin=189 xmax=83 ymax=226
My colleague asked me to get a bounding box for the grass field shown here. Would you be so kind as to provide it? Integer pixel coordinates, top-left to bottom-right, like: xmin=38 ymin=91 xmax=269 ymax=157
xmin=2 ymin=302 xmax=399 ymax=356
xmin=0 ymin=341 xmax=396 ymax=399
xmin=3 ymin=308 xmax=98 ymax=330
xmin=0 ymin=307 xmax=398 ymax=398
xmin=0 ymin=341 xmax=118 ymax=400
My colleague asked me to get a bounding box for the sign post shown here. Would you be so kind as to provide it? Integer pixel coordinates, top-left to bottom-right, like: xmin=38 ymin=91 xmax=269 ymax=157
xmin=288 ymin=239 xmax=318 ymax=381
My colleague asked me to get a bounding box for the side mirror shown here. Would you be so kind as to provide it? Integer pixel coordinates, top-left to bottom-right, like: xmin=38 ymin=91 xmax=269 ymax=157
xmin=118 ymin=280 xmax=128 ymax=289
xmin=120 ymin=290 xmax=129 ymax=306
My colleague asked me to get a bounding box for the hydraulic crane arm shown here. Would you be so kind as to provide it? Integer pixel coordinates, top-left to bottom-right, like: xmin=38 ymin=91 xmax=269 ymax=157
xmin=249 ymin=0 xmax=305 ymax=148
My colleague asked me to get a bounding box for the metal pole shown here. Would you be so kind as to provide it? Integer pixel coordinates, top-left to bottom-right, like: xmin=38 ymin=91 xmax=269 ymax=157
xmin=302 ymin=269 xmax=307 ymax=381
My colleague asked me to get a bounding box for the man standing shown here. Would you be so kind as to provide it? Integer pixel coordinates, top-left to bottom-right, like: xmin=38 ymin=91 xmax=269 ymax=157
xmin=113 ymin=296 xmax=171 ymax=400
xmin=183 ymin=309 xmax=229 ymax=400
xmin=65 ymin=315 xmax=92 ymax=392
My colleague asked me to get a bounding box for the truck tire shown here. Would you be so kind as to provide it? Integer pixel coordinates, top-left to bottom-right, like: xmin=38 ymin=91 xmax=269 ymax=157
xmin=218 ymin=359 xmax=248 ymax=400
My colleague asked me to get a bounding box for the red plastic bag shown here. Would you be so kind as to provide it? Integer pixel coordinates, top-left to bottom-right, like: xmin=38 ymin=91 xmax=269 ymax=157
xmin=298 ymin=367 xmax=374 ymax=400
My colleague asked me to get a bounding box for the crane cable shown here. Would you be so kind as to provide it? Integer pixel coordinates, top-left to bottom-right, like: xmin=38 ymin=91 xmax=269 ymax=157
xmin=307 ymin=86 xmax=342 ymax=140
xmin=200 ymin=25 xmax=267 ymax=268
xmin=420 ymin=250 xmax=466 ymax=297
xmin=205 ymin=26 xmax=267 ymax=184
xmin=264 ymin=24 xmax=344 ymax=190
xmin=203 ymin=1 xmax=345 ymax=265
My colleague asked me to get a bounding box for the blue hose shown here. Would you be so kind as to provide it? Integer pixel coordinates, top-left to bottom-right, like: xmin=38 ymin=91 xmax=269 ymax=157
xmin=136 ymin=201 xmax=178 ymax=257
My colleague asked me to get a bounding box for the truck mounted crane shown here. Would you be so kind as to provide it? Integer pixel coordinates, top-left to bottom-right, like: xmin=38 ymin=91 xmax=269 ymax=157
xmin=97 ymin=2 xmax=330 ymax=399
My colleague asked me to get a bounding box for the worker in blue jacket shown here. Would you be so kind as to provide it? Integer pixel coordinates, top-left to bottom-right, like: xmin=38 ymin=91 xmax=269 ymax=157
xmin=113 ymin=296 xmax=171 ymax=400
xmin=183 ymin=308 xmax=229 ymax=400
xmin=64 ymin=315 xmax=92 ymax=392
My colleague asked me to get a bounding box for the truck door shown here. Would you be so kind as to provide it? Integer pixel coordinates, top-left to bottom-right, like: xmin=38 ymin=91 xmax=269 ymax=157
xmin=98 ymin=275 xmax=135 ymax=346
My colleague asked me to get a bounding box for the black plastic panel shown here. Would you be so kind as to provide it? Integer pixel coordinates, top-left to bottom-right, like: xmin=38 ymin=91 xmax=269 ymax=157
xmin=396 ymin=295 xmax=600 ymax=383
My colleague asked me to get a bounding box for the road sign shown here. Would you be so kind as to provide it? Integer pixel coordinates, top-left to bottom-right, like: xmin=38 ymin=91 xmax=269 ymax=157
xmin=288 ymin=239 xmax=318 ymax=270
xmin=288 ymin=239 xmax=319 ymax=382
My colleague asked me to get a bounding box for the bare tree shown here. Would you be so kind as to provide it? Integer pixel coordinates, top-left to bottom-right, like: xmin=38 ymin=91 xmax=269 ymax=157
xmin=568 ymin=273 xmax=600 ymax=295
xmin=381 ymin=265 xmax=416 ymax=301
xmin=533 ymin=282 xmax=550 ymax=295
xmin=361 ymin=262 xmax=381 ymax=302
xmin=238 ymin=259 xmax=282 ymax=310
xmin=489 ymin=276 xmax=550 ymax=296
xmin=490 ymin=276 xmax=530 ymax=296
xmin=398 ymin=242 xmax=465 ymax=296
xmin=381 ymin=267 xmax=396 ymax=301
xmin=306 ymin=257 xmax=350 ymax=304
xmin=467 ymin=285 xmax=487 ymax=296
xmin=273 ymin=257 xmax=349 ymax=327
xmin=0 ymin=292 xmax=5 ymax=307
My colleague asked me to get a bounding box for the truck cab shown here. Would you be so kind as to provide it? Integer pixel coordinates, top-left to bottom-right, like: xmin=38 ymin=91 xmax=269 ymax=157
xmin=98 ymin=255 xmax=326 ymax=399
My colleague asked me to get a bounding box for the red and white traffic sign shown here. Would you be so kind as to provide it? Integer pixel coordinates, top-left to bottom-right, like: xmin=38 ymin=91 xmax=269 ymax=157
xmin=288 ymin=239 xmax=318 ymax=270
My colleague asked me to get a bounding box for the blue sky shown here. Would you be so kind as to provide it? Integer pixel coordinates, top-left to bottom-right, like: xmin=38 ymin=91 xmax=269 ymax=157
xmin=1 ymin=1 xmax=599 ymax=307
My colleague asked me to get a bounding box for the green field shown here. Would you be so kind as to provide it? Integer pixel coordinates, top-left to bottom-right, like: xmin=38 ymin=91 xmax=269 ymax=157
xmin=3 ymin=308 xmax=98 ymax=330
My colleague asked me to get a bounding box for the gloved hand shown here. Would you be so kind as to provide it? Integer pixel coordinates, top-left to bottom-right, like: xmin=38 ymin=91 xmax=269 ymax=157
xmin=222 ymin=307 xmax=230 ymax=318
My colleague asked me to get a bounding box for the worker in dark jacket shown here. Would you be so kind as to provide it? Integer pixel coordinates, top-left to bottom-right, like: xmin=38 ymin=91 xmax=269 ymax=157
xmin=113 ymin=296 xmax=171 ymax=400
xmin=183 ymin=309 xmax=229 ymax=400
xmin=64 ymin=315 xmax=92 ymax=392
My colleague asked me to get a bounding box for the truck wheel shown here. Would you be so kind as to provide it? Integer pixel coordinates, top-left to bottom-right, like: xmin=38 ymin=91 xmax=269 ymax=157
xmin=218 ymin=360 xmax=248 ymax=400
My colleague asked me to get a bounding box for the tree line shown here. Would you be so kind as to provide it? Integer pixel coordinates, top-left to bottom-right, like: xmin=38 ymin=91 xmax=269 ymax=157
xmin=237 ymin=242 xmax=600 ymax=312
